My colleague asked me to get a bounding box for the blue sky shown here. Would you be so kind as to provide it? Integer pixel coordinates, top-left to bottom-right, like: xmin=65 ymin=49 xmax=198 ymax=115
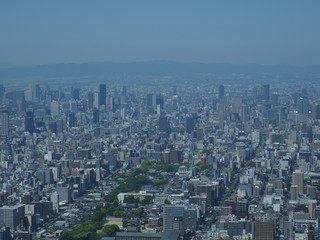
xmin=1 ymin=1 xmax=320 ymax=66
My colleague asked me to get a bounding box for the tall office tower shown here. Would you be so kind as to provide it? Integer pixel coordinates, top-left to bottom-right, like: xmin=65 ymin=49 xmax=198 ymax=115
xmin=69 ymin=101 xmax=78 ymax=112
xmin=31 ymin=84 xmax=41 ymax=102
xmin=122 ymin=85 xmax=127 ymax=97
xmin=146 ymin=94 xmax=153 ymax=106
xmin=261 ymin=84 xmax=270 ymax=102
xmin=297 ymin=96 xmax=309 ymax=115
xmin=87 ymin=92 xmax=94 ymax=109
xmin=309 ymin=200 xmax=317 ymax=219
xmin=50 ymin=100 xmax=60 ymax=117
xmin=25 ymin=109 xmax=35 ymax=134
xmin=153 ymin=94 xmax=164 ymax=109
xmin=71 ymin=88 xmax=80 ymax=100
xmin=68 ymin=112 xmax=76 ymax=128
xmin=240 ymin=104 xmax=249 ymax=123
xmin=163 ymin=205 xmax=198 ymax=235
xmin=311 ymin=104 xmax=320 ymax=120
xmin=218 ymin=85 xmax=225 ymax=100
xmin=254 ymin=214 xmax=275 ymax=240
xmin=99 ymin=84 xmax=106 ymax=106
xmin=56 ymin=182 xmax=71 ymax=204
xmin=51 ymin=192 xmax=59 ymax=213
xmin=35 ymin=169 xmax=54 ymax=185
xmin=56 ymin=119 xmax=64 ymax=133
xmin=236 ymin=199 xmax=249 ymax=219
xmin=48 ymin=121 xmax=58 ymax=134
xmin=217 ymin=103 xmax=225 ymax=129
xmin=271 ymin=94 xmax=279 ymax=106
xmin=251 ymin=87 xmax=258 ymax=100
xmin=94 ymin=92 xmax=99 ymax=109
xmin=0 ymin=204 xmax=25 ymax=230
xmin=92 ymin=108 xmax=100 ymax=124
xmin=164 ymin=205 xmax=184 ymax=233
xmin=159 ymin=116 xmax=170 ymax=132
xmin=185 ymin=116 xmax=195 ymax=134
xmin=0 ymin=110 xmax=9 ymax=136
xmin=0 ymin=85 xmax=4 ymax=103
xmin=293 ymin=169 xmax=304 ymax=194
xmin=290 ymin=185 xmax=299 ymax=201
xmin=283 ymin=217 xmax=293 ymax=240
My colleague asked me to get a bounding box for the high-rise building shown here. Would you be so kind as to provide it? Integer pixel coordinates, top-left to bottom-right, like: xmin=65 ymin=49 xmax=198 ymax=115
xmin=154 ymin=94 xmax=164 ymax=109
xmin=51 ymin=192 xmax=59 ymax=213
xmin=297 ymin=96 xmax=309 ymax=115
xmin=290 ymin=185 xmax=299 ymax=201
xmin=240 ymin=104 xmax=249 ymax=123
xmin=0 ymin=85 xmax=5 ymax=104
xmin=71 ymin=88 xmax=80 ymax=100
xmin=48 ymin=121 xmax=58 ymax=134
xmin=261 ymin=84 xmax=270 ymax=102
xmin=218 ymin=85 xmax=225 ymax=100
xmin=293 ymin=169 xmax=304 ymax=194
xmin=50 ymin=100 xmax=60 ymax=117
xmin=185 ymin=116 xmax=195 ymax=134
xmin=163 ymin=205 xmax=198 ymax=235
xmin=254 ymin=214 xmax=275 ymax=240
xmin=25 ymin=109 xmax=35 ymax=134
xmin=311 ymin=104 xmax=320 ymax=120
xmin=36 ymin=169 xmax=54 ymax=185
xmin=0 ymin=204 xmax=25 ymax=230
xmin=122 ymin=85 xmax=127 ymax=97
xmin=68 ymin=112 xmax=76 ymax=128
xmin=236 ymin=199 xmax=249 ymax=219
xmin=99 ymin=84 xmax=106 ymax=106
xmin=87 ymin=92 xmax=94 ymax=109
xmin=31 ymin=84 xmax=41 ymax=102
xmin=159 ymin=116 xmax=170 ymax=132
xmin=309 ymin=200 xmax=317 ymax=219
xmin=93 ymin=108 xmax=100 ymax=124
xmin=164 ymin=205 xmax=184 ymax=233
xmin=0 ymin=110 xmax=9 ymax=136
xmin=56 ymin=182 xmax=71 ymax=204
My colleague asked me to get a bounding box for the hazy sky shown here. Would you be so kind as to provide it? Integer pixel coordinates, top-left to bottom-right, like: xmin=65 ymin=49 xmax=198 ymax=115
xmin=1 ymin=1 xmax=320 ymax=66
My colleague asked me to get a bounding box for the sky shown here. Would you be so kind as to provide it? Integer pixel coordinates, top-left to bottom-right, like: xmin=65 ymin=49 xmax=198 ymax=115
xmin=0 ymin=1 xmax=320 ymax=66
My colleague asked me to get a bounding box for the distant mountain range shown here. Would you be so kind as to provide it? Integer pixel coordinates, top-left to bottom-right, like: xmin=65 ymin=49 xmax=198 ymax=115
xmin=0 ymin=61 xmax=320 ymax=78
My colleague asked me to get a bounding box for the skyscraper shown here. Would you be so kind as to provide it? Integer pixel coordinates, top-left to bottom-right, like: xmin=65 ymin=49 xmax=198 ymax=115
xmin=0 ymin=204 xmax=25 ymax=230
xmin=25 ymin=109 xmax=34 ymax=134
xmin=293 ymin=169 xmax=304 ymax=194
xmin=164 ymin=205 xmax=184 ymax=233
xmin=219 ymin=85 xmax=225 ymax=100
xmin=159 ymin=116 xmax=170 ymax=132
xmin=93 ymin=108 xmax=100 ymax=124
xmin=99 ymin=84 xmax=106 ymax=106
xmin=185 ymin=116 xmax=195 ymax=134
xmin=122 ymin=85 xmax=127 ymax=97
xmin=87 ymin=92 xmax=94 ymax=109
xmin=297 ymin=96 xmax=309 ymax=115
xmin=254 ymin=214 xmax=275 ymax=240
xmin=311 ymin=104 xmax=320 ymax=120
xmin=0 ymin=110 xmax=9 ymax=136
xmin=68 ymin=112 xmax=76 ymax=128
xmin=261 ymin=84 xmax=270 ymax=102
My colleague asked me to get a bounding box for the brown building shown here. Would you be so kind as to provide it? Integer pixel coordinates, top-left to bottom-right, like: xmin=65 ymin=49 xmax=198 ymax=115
xmin=254 ymin=214 xmax=275 ymax=240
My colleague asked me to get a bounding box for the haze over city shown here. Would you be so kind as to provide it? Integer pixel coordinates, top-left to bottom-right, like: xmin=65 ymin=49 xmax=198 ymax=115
xmin=1 ymin=1 xmax=320 ymax=66
xmin=1 ymin=1 xmax=320 ymax=240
